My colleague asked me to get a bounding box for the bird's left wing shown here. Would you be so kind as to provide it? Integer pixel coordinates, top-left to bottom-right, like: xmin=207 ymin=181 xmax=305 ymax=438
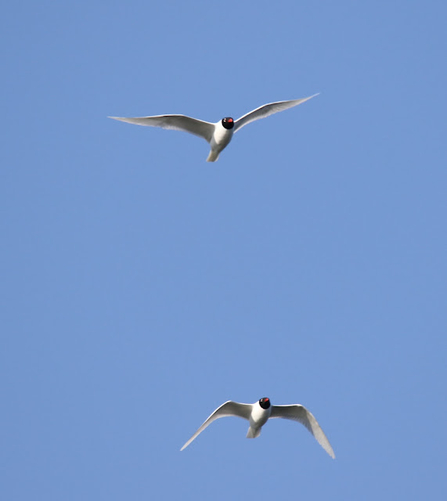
xmin=270 ymin=404 xmax=335 ymax=458
xmin=109 ymin=114 xmax=215 ymax=143
xmin=180 ymin=401 xmax=252 ymax=451
xmin=233 ymin=94 xmax=319 ymax=133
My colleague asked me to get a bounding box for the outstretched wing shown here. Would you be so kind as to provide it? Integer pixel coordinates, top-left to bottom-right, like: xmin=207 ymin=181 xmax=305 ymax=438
xmin=109 ymin=114 xmax=215 ymax=143
xmin=234 ymin=94 xmax=319 ymax=133
xmin=181 ymin=401 xmax=252 ymax=451
xmin=270 ymin=404 xmax=335 ymax=458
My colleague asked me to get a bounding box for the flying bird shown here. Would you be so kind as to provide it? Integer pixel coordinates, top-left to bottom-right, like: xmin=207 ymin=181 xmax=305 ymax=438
xmin=109 ymin=94 xmax=318 ymax=162
xmin=180 ymin=397 xmax=335 ymax=458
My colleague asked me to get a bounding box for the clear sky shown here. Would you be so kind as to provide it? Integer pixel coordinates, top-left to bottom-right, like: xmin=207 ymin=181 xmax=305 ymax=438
xmin=2 ymin=1 xmax=447 ymax=499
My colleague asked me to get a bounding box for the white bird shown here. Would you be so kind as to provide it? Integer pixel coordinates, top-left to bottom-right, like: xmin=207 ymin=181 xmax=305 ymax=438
xmin=109 ymin=94 xmax=318 ymax=162
xmin=180 ymin=397 xmax=335 ymax=458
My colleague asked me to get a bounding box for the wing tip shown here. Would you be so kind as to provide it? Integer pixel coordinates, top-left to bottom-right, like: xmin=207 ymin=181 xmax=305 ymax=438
xmin=320 ymin=438 xmax=335 ymax=459
xmin=300 ymin=93 xmax=320 ymax=103
xmin=180 ymin=437 xmax=194 ymax=451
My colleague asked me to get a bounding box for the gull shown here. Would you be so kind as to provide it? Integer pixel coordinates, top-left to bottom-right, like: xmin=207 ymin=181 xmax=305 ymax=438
xmin=180 ymin=397 xmax=335 ymax=458
xmin=109 ymin=94 xmax=318 ymax=162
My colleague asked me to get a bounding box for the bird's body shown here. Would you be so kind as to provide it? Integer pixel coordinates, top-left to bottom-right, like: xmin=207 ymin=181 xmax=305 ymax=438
xmin=109 ymin=94 xmax=318 ymax=162
xmin=181 ymin=397 xmax=335 ymax=458
xmin=246 ymin=397 xmax=272 ymax=438
xmin=207 ymin=117 xmax=234 ymax=162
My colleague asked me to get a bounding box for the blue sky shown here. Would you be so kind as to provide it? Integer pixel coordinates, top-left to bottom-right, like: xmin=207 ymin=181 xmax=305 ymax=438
xmin=2 ymin=1 xmax=446 ymax=499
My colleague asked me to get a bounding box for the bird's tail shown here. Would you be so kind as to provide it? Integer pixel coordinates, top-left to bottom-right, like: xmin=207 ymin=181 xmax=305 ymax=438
xmin=206 ymin=150 xmax=220 ymax=162
xmin=246 ymin=426 xmax=261 ymax=439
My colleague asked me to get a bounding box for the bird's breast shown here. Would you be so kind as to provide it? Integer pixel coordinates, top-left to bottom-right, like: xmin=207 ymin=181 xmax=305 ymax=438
xmin=249 ymin=404 xmax=272 ymax=428
xmin=211 ymin=124 xmax=233 ymax=151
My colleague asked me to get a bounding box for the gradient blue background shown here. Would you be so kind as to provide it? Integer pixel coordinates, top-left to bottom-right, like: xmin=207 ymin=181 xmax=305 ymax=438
xmin=2 ymin=2 xmax=446 ymax=499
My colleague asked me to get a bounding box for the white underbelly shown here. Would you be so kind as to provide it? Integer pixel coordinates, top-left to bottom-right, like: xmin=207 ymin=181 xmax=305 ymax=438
xmin=210 ymin=127 xmax=233 ymax=153
xmin=249 ymin=406 xmax=271 ymax=428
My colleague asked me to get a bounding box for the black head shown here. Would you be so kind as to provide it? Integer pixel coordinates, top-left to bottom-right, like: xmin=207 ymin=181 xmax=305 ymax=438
xmin=221 ymin=117 xmax=234 ymax=130
xmin=259 ymin=397 xmax=271 ymax=410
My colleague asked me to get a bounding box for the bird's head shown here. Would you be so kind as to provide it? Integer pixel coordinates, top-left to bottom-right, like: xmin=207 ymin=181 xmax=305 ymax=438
xmin=259 ymin=397 xmax=271 ymax=409
xmin=221 ymin=117 xmax=234 ymax=130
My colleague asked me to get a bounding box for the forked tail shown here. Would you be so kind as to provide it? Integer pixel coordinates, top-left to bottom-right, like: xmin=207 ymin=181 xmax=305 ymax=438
xmin=246 ymin=426 xmax=261 ymax=439
xmin=206 ymin=150 xmax=220 ymax=162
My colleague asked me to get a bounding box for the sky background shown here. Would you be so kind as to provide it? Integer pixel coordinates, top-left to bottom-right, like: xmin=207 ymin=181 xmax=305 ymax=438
xmin=2 ymin=1 xmax=447 ymax=499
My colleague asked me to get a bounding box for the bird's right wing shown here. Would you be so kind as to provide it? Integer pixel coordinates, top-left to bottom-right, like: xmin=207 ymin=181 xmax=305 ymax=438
xmin=270 ymin=404 xmax=335 ymax=458
xmin=109 ymin=114 xmax=215 ymax=143
xmin=233 ymin=94 xmax=319 ymax=133
xmin=180 ymin=401 xmax=252 ymax=451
